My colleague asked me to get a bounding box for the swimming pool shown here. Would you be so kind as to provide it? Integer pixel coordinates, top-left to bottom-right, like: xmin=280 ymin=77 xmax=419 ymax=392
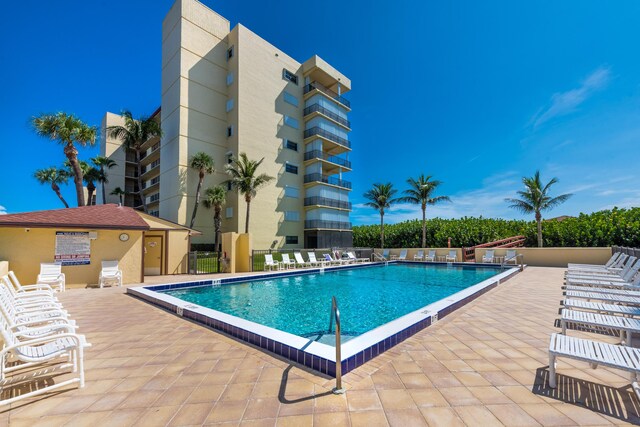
xmin=129 ymin=262 xmax=520 ymax=377
xmin=163 ymin=264 xmax=500 ymax=341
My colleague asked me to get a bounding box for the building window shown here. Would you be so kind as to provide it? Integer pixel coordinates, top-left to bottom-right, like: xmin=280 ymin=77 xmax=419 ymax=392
xmin=226 ymin=72 xmax=233 ymax=86
xmin=149 ymin=210 xmax=160 ymax=217
xmin=282 ymin=69 xmax=298 ymax=85
xmin=226 ymin=207 xmax=233 ymax=218
xmin=226 ymin=99 xmax=234 ymax=112
xmin=149 ymin=193 xmax=160 ymax=203
xmin=283 ymin=91 xmax=299 ymax=107
xmin=285 ymin=164 xmax=298 ymax=174
xmin=285 ymin=236 xmax=299 ymax=245
xmin=284 ymin=139 xmax=298 ymax=151
xmin=227 ymin=125 xmax=234 ymax=137
xmin=284 ymin=211 xmax=300 ymax=222
xmin=226 ymin=46 xmax=234 ymax=61
xmin=284 ymin=186 xmax=299 ymax=198
xmin=284 ymin=115 xmax=298 ymax=129
xmin=226 ymin=181 xmax=232 ymax=191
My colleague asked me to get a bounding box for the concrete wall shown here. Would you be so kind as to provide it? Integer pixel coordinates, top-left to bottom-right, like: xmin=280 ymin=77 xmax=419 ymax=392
xmin=0 ymin=228 xmax=143 ymax=287
xmin=373 ymin=248 xmax=463 ymax=262
xmin=475 ymin=247 xmax=611 ymax=268
xmin=166 ymin=230 xmax=190 ymax=274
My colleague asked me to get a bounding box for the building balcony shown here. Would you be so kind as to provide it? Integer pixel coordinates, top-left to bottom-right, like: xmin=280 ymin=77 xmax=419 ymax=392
xmin=140 ymin=134 xmax=160 ymax=152
xmin=303 ymin=150 xmax=351 ymax=175
xmin=304 ymin=173 xmax=352 ymax=190
xmin=303 ymin=104 xmax=350 ymax=130
xmin=141 ymin=160 xmax=160 ymax=179
xmin=142 ymin=176 xmax=160 ymax=193
xmin=304 ymin=220 xmax=352 ymax=230
xmin=303 ymin=127 xmax=351 ymax=153
xmin=303 ymin=82 xmax=351 ymax=110
xmin=304 ymin=197 xmax=352 ymax=211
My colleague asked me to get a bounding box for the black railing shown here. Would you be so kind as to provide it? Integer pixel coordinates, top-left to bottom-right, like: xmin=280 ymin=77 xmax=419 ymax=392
xmin=303 ymin=150 xmax=351 ymax=169
xmin=305 ymin=220 xmax=352 ymax=230
xmin=304 ymin=127 xmax=351 ymax=149
xmin=304 ymin=173 xmax=352 ymax=189
xmin=303 ymin=82 xmax=351 ymax=108
xmin=303 ymin=104 xmax=350 ymax=128
xmin=188 ymin=251 xmax=222 ymax=274
xmin=304 ymin=197 xmax=352 ymax=210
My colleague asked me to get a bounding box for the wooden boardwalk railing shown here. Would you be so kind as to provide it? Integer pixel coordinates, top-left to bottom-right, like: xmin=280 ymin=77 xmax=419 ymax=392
xmin=462 ymin=236 xmax=526 ymax=262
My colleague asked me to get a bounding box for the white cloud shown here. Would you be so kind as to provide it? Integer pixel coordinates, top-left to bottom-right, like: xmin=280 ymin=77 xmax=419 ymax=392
xmin=531 ymin=66 xmax=611 ymax=128
xmin=0 ymin=205 xmax=6 ymax=215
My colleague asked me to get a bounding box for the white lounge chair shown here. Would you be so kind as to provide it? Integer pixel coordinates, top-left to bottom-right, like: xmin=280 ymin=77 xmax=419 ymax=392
xmin=445 ymin=250 xmax=457 ymax=262
xmin=1 ymin=277 xmax=61 ymax=305
xmin=281 ymin=254 xmax=296 ymax=269
xmin=391 ymin=249 xmax=408 ymax=261
xmin=565 ymin=290 xmax=640 ymax=305
xmin=0 ymin=314 xmax=89 ymax=406
xmin=413 ymin=250 xmax=424 ymax=261
xmin=548 ymin=333 xmax=640 ymax=395
xmin=5 ymin=272 xmax=55 ymax=296
xmin=567 ymin=257 xmax=637 ymax=279
xmin=561 ymin=308 xmax=640 ymax=345
xmin=482 ymin=250 xmax=495 ymax=263
xmin=308 ymin=252 xmax=328 ymax=267
xmin=334 ymin=250 xmax=354 ymax=264
xmin=264 ymin=254 xmax=281 ymax=271
xmin=568 ymin=253 xmax=629 ymax=274
xmin=563 ymin=298 xmax=640 ymax=317
xmin=99 ymin=261 xmax=123 ymax=288
xmin=347 ymin=252 xmax=368 ymax=263
xmin=37 ymin=263 xmax=65 ymax=292
xmin=425 ymin=250 xmax=436 ymax=262
xmin=568 ymin=252 xmax=621 ymax=270
xmin=293 ymin=252 xmax=312 ymax=268
xmin=565 ymin=263 xmax=640 ymax=288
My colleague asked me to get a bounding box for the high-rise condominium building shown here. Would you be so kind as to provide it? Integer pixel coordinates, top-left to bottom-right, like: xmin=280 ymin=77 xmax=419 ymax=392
xmin=101 ymin=0 xmax=352 ymax=250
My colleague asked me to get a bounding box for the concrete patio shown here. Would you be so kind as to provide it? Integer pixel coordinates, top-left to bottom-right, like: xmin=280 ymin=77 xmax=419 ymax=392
xmin=1 ymin=266 xmax=639 ymax=426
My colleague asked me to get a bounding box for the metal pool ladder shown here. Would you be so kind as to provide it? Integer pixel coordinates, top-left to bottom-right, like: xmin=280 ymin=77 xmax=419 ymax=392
xmin=329 ymin=296 xmax=345 ymax=394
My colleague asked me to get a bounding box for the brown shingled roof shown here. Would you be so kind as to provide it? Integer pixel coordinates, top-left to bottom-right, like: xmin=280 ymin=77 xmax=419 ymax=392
xmin=0 ymin=204 xmax=150 ymax=230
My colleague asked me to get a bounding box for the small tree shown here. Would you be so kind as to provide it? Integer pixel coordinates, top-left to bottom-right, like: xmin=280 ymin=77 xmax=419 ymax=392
xmin=363 ymin=183 xmax=399 ymax=248
xmin=189 ymin=152 xmax=215 ymax=229
xmin=34 ymin=167 xmax=71 ymax=208
xmin=110 ymin=187 xmax=126 ymax=205
xmin=203 ymin=185 xmax=227 ymax=258
xmin=505 ymin=171 xmax=572 ymax=247
xmin=92 ymin=156 xmax=117 ymax=204
xmin=226 ymin=153 xmax=274 ymax=233
xmin=399 ymin=174 xmax=450 ymax=248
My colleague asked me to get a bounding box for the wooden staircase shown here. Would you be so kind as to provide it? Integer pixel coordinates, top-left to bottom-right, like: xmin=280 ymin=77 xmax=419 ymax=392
xmin=462 ymin=236 xmax=526 ymax=262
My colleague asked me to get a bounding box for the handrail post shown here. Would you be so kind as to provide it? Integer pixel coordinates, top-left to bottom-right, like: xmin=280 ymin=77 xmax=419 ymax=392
xmin=332 ymin=296 xmax=345 ymax=394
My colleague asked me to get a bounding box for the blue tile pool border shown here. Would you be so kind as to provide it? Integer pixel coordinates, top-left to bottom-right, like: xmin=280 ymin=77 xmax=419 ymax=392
xmin=128 ymin=263 xmax=522 ymax=377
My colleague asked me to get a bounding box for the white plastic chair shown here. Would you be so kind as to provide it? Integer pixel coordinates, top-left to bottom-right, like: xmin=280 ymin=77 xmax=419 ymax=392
xmin=414 ymin=250 xmax=424 ymax=261
xmin=482 ymin=250 xmax=495 ymax=263
xmin=264 ymin=254 xmax=281 ymax=271
xmin=37 ymin=263 xmax=65 ymax=292
xmin=425 ymin=250 xmax=436 ymax=262
xmin=445 ymin=250 xmax=457 ymax=262
xmin=504 ymin=250 xmax=518 ymax=264
xmin=281 ymin=254 xmax=296 ymax=269
xmin=99 ymin=261 xmax=122 ymax=288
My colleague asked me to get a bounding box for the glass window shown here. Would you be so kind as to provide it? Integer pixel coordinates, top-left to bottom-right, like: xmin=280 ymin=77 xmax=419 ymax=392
xmin=226 ymin=46 xmax=234 ymax=61
xmin=284 ymin=139 xmax=298 ymax=151
xmin=284 ymin=186 xmax=299 ymax=198
xmin=226 ymin=99 xmax=234 ymax=112
xmin=284 ymin=115 xmax=298 ymax=129
xmin=284 ymin=211 xmax=300 ymax=222
xmin=226 ymin=72 xmax=233 ymax=86
xmin=285 ymin=164 xmax=298 ymax=174
xmin=227 ymin=125 xmax=233 ymax=137
xmin=282 ymin=69 xmax=298 ymax=85
xmin=226 ymin=207 xmax=233 ymax=218
xmin=283 ymin=91 xmax=299 ymax=107
xmin=226 ymin=181 xmax=232 ymax=191
xmin=285 ymin=236 xmax=299 ymax=245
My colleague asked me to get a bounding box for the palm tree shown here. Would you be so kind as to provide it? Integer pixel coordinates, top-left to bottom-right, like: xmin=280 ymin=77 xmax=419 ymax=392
xmin=226 ymin=153 xmax=274 ymax=233
xmin=363 ymin=183 xmax=399 ymax=248
xmin=65 ymin=160 xmax=100 ymax=205
xmin=92 ymin=156 xmax=117 ymax=204
xmin=505 ymin=171 xmax=573 ymax=247
xmin=107 ymin=111 xmax=162 ymax=213
xmin=203 ymin=185 xmax=227 ymax=257
xmin=34 ymin=167 xmax=71 ymax=208
xmin=189 ymin=152 xmax=215 ymax=229
xmin=399 ymin=174 xmax=451 ymax=248
xmin=32 ymin=112 xmax=96 ymax=206
xmin=110 ymin=187 xmax=126 ymax=205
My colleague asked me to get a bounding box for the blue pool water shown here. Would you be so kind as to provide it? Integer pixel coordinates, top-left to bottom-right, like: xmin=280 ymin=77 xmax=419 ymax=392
xmin=163 ymin=264 xmax=501 ymax=339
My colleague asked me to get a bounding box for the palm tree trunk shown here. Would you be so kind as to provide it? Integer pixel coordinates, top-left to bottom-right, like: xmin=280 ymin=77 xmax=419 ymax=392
xmin=536 ymin=212 xmax=543 ymax=247
xmin=86 ymin=182 xmax=95 ymax=206
xmin=136 ymin=148 xmax=148 ymax=213
xmin=101 ymin=166 xmax=107 ymax=205
xmin=380 ymin=209 xmax=385 ymax=248
xmin=119 ymin=193 xmax=123 ymax=205
xmin=64 ymin=144 xmax=85 ymax=207
xmin=190 ymin=174 xmax=204 ymax=229
xmin=421 ymin=203 xmax=427 ymax=248
xmin=245 ymin=196 xmax=251 ymax=234
xmin=51 ymin=183 xmax=69 ymax=208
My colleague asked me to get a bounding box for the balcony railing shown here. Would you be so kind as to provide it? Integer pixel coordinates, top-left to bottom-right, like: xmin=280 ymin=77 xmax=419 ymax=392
xmin=143 ymin=176 xmax=160 ymax=189
xmin=304 ymin=127 xmax=351 ymax=149
xmin=304 ymin=197 xmax=352 ymax=210
xmin=304 ymin=150 xmax=351 ymax=169
xmin=125 ymin=153 xmax=137 ymax=162
xmin=304 ymin=173 xmax=352 ymax=189
xmin=303 ymin=82 xmax=351 ymax=108
xmin=303 ymin=104 xmax=350 ymax=128
xmin=304 ymin=220 xmax=352 ymax=230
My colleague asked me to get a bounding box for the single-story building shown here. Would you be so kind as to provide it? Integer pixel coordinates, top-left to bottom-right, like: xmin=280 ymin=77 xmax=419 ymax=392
xmin=0 ymin=204 xmax=200 ymax=287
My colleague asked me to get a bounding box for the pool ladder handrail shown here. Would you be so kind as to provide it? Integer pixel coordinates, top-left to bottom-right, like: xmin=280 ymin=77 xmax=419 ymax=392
xmin=329 ymin=296 xmax=345 ymax=394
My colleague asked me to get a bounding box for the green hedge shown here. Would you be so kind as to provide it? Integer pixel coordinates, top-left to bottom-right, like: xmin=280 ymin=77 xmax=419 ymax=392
xmin=352 ymin=208 xmax=640 ymax=248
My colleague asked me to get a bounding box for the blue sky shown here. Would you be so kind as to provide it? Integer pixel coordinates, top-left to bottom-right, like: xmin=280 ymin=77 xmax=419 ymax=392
xmin=1 ymin=1 xmax=640 ymax=226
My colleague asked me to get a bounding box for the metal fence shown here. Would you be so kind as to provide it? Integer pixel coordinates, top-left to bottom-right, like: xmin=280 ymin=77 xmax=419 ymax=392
xmin=188 ymin=251 xmax=222 ymax=274
xmin=251 ymin=248 xmax=374 ymax=271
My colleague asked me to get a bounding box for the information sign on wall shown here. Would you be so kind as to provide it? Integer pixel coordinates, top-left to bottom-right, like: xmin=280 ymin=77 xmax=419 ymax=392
xmin=55 ymin=231 xmax=91 ymax=265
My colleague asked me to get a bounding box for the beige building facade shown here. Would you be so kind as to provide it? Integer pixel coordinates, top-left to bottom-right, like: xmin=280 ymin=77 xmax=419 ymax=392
xmin=101 ymin=0 xmax=353 ymax=250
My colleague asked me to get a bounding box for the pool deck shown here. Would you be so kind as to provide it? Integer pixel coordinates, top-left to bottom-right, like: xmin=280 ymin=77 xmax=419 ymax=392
xmin=2 ymin=266 xmax=639 ymax=426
